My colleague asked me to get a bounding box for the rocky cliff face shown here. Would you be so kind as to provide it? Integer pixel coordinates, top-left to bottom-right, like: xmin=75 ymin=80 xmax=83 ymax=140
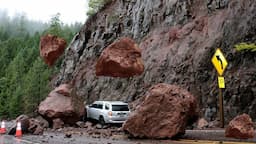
xmin=56 ymin=0 xmax=256 ymax=122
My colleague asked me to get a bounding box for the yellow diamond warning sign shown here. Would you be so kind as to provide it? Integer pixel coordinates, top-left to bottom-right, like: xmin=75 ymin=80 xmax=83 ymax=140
xmin=218 ymin=76 xmax=225 ymax=89
xmin=211 ymin=48 xmax=228 ymax=76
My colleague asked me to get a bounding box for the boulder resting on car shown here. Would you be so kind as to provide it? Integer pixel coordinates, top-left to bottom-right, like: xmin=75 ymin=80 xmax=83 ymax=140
xmin=123 ymin=83 xmax=198 ymax=139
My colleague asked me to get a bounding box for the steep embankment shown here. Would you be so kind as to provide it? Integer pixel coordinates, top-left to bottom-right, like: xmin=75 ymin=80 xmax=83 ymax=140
xmin=56 ymin=0 xmax=256 ymax=122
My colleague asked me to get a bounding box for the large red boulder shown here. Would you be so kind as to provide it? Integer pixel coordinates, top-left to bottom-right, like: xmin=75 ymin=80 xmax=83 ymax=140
xmin=40 ymin=34 xmax=66 ymax=66
xmin=225 ymin=114 xmax=254 ymax=139
xmin=38 ymin=84 xmax=84 ymax=125
xmin=96 ymin=37 xmax=144 ymax=77
xmin=123 ymin=83 xmax=198 ymax=139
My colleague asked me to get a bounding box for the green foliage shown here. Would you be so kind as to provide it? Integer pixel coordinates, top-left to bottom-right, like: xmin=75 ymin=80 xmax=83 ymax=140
xmin=87 ymin=0 xmax=112 ymax=16
xmin=235 ymin=43 xmax=256 ymax=52
xmin=43 ymin=13 xmax=81 ymax=43
xmin=0 ymin=12 xmax=82 ymax=118
xmin=45 ymin=13 xmax=62 ymax=37
xmin=22 ymin=57 xmax=52 ymax=115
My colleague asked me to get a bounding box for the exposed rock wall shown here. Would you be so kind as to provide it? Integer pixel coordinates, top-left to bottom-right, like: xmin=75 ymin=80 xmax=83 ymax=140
xmin=56 ymin=0 xmax=256 ymax=122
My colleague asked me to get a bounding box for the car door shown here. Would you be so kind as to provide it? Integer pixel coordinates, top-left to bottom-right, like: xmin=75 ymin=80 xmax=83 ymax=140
xmin=94 ymin=103 xmax=103 ymax=120
xmin=87 ymin=103 xmax=98 ymax=119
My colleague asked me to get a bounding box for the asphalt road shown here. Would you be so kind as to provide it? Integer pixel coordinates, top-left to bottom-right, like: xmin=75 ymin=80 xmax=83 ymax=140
xmin=0 ymin=135 xmax=38 ymax=144
xmin=1 ymin=129 xmax=255 ymax=144
xmin=183 ymin=130 xmax=256 ymax=143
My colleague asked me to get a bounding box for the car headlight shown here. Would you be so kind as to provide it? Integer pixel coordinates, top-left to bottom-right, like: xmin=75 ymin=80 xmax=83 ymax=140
xmin=108 ymin=111 xmax=112 ymax=116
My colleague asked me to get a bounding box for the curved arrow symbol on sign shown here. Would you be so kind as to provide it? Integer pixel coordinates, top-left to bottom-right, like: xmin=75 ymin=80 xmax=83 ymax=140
xmin=216 ymin=55 xmax=223 ymax=70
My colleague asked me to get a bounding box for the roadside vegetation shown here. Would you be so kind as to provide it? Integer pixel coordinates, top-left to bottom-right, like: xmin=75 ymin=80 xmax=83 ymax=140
xmin=87 ymin=0 xmax=112 ymax=16
xmin=0 ymin=12 xmax=82 ymax=119
xmin=235 ymin=43 xmax=256 ymax=52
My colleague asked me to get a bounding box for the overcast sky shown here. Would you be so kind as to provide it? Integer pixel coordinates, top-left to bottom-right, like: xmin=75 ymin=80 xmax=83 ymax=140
xmin=0 ymin=0 xmax=89 ymax=24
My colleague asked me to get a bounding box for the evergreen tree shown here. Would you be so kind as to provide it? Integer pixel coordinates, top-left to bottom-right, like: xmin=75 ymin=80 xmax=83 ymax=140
xmin=23 ymin=57 xmax=51 ymax=115
xmin=0 ymin=12 xmax=82 ymax=118
xmin=47 ymin=13 xmax=62 ymax=37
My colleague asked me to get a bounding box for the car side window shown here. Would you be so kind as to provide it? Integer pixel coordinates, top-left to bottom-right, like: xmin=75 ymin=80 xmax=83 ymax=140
xmin=105 ymin=104 xmax=109 ymax=110
xmin=98 ymin=104 xmax=103 ymax=109
xmin=91 ymin=104 xmax=97 ymax=108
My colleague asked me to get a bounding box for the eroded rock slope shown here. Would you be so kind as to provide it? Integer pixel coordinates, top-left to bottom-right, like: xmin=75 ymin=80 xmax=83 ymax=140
xmin=55 ymin=0 xmax=256 ymax=122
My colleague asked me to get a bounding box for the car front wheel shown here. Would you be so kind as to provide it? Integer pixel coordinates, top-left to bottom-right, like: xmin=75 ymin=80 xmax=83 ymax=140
xmin=99 ymin=116 xmax=105 ymax=126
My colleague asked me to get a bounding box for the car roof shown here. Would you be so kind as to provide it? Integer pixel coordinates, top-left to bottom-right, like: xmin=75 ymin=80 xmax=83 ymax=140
xmin=94 ymin=101 xmax=128 ymax=105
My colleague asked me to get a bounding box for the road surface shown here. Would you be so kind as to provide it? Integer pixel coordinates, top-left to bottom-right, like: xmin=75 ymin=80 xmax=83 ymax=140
xmin=1 ymin=129 xmax=255 ymax=144
xmin=0 ymin=135 xmax=38 ymax=144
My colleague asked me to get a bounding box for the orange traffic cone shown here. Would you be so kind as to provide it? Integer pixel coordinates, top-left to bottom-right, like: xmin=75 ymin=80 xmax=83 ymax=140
xmin=0 ymin=121 xmax=6 ymax=134
xmin=15 ymin=122 xmax=22 ymax=137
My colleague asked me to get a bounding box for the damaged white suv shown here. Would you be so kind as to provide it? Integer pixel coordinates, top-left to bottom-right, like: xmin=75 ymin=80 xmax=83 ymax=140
xmin=86 ymin=101 xmax=130 ymax=125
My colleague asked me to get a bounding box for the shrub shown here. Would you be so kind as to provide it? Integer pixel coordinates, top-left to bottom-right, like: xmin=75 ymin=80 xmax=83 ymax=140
xmin=235 ymin=43 xmax=256 ymax=52
xmin=87 ymin=0 xmax=112 ymax=16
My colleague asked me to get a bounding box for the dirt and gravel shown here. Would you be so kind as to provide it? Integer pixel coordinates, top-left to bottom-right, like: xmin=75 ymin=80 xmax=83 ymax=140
xmin=17 ymin=129 xmax=256 ymax=144
xmin=4 ymin=120 xmax=256 ymax=144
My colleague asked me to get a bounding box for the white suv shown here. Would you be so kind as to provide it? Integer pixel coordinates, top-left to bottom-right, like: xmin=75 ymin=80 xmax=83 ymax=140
xmin=86 ymin=101 xmax=130 ymax=125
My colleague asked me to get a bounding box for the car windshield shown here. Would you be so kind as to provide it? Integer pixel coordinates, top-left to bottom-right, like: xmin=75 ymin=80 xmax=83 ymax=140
xmin=112 ymin=105 xmax=129 ymax=111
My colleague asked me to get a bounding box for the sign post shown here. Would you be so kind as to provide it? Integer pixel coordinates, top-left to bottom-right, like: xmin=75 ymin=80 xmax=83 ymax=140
xmin=211 ymin=48 xmax=228 ymax=128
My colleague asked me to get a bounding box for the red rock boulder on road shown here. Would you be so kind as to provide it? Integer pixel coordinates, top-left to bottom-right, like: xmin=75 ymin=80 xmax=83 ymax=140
xmin=52 ymin=118 xmax=64 ymax=129
xmin=40 ymin=34 xmax=66 ymax=66
xmin=28 ymin=118 xmax=44 ymax=135
xmin=197 ymin=118 xmax=209 ymax=129
xmin=96 ymin=37 xmax=144 ymax=77
xmin=225 ymin=114 xmax=254 ymax=139
xmin=123 ymin=83 xmax=198 ymax=139
xmin=38 ymin=84 xmax=84 ymax=125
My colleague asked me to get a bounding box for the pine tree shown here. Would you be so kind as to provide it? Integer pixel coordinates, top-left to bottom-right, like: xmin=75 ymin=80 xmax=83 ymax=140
xmin=0 ymin=12 xmax=81 ymax=118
